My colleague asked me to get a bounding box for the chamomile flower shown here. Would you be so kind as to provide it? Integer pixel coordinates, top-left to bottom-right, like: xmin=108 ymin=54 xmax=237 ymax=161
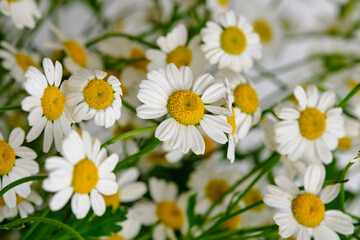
xmin=66 ymin=69 xmax=123 ymax=128
xmin=0 ymin=189 xmax=42 ymax=222
xmin=45 ymin=23 xmax=102 ymax=74
xmin=0 ymin=128 xmax=38 ymax=208
xmin=136 ymin=64 xmax=232 ymax=155
xmin=0 ymin=0 xmax=41 ymax=29
xmin=42 ymin=130 xmax=119 ymax=219
xmin=264 ymin=164 xmax=354 ymax=239
xmin=146 ymin=24 xmax=206 ymax=77
xmin=201 ymin=10 xmax=262 ymax=73
xmin=21 ymin=58 xmax=72 ymax=153
xmin=206 ymin=0 xmax=232 ymax=16
xmin=133 ymin=178 xmax=188 ymax=240
xmin=275 ymin=84 xmax=345 ymax=164
xmin=102 ymin=167 xmax=147 ymax=210
xmin=0 ymin=41 xmax=39 ymax=83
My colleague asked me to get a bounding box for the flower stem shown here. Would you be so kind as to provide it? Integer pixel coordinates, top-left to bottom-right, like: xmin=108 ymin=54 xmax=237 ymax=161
xmin=20 ymin=207 xmax=50 ymax=240
xmin=340 ymin=162 xmax=355 ymax=212
xmin=0 ymin=105 xmax=21 ymax=112
xmin=0 ymin=217 xmax=84 ymax=240
xmin=101 ymin=125 xmax=158 ymax=148
xmin=0 ymin=175 xmax=47 ymax=198
xmin=336 ymin=83 xmax=360 ymax=108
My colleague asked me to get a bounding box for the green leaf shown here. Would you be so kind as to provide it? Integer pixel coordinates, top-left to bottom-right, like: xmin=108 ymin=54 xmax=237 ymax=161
xmin=187 ymin=194 xmax=197 ymax=228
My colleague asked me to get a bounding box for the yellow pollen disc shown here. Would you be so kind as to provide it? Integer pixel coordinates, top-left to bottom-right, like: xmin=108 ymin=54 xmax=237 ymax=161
xmin=130 ymin=48 xmax=149 ymax=72
xmin=338 ymin=136 xmax=351 ymax=150
xmin=224 ymin=206 xmax=242 ymax=230
xmin=71 ymin=158 xmax=99 ymax=194
xmin=156 ymin=201 xmax=184 ymax=230
xmin=102 ymin=191 xmax=120 ymax=210
xmin=221 ymin=27 xmax=247 ymax=55
xmin=146 ymin=151 xmax=167 ymax=165
xmin=167 ymin=90 xmax=204 ymax=125
xmin=63 ymin=41 xmax=87 ymax=67
xmin=0 ymin=141 xmax=16 ymax=176
xmin=243 ymin=188 xmax=265 ymax=212
xmin=205 ymin=179 xmax=230 ymax=203
xmin=41 ymin=86 xmax=65 ymax=121
xmin=204 ymin=136 xmax=216 ymax=157
xmin=218 ymin=0 xmax=229 ymax=6
xmin=227 ymin=107 xmax=236 ymax=135
xmin=7 ymin=0 xmax=19 ymax=2
xmin=253 ymin=19 xmax=273 ymax=43
xmin=233 ymin=84 xmax=259 ymax=114
xmin=107 ymin=234 xmax=125 ymax=240
xmin=83 ymin=79 xmax=114 ymax=110
xmin=166 ymin=46 xmax=193 ymax=69
xmin=298 ymin=108 xmax=326 ymax=140
xmin=291 ymin=193 xmax=325 ymax=228
xmin=15 ymin=53 xmax=38 ymax=72
xmin=113 ymin=123 xmax=136 ymax=140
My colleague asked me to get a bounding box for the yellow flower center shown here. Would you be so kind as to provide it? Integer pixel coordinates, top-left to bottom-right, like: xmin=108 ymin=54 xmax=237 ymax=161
xmin=298 ymin=108 xmax=326 ymax=140
xmin=291 ymin=193 xmax=325 ymax=228
xmin=146 ymin=151 xmax=168 ymax=165
xmin=218 ymin=0 xmax=229 ymax=6
xmin=167 ymin=90 xmax=204 ymax=125
xmin=227 ymin=107 xmax=236 ymax=135
xmin=15 ymin=53 xmax=38 ymax=72
xmin=0 ymin=195 xmax=23 ymax=206
xmin=221 ymin=27 xmax=247 ymax=55
xmin=107 ymin=234 xmax=125 ymax=240
xmin=338 ymin=136 xmax=351 ymax=150
xmin=71 ymin=158 xmax=99 ymax=194
xmin=41 ymin=86 xmax=65 ymax=121
xmin=166 ymin=46 xmax=193 ymax=69
xmin=205 ymin=179 xmax=230 ymax=203
xmin=156 ymin=201 xmax=184 ymax=230
xmin=130 ymin=48 xmax=149 ymax=72
xmin=224 ymin=206 xmax=242 ymax=230
xmin=233 ymin=84 xmax=259 ymax=114
xmin=253 ymin=19 xmax=273 ymax=43
xmin=83 ymin=79 xmax=114 ymax=110
xmin=0 ymin=141 xmax=15 ymax=176
xmin=102 ymin=191 xmax=120 ymax=210
xmin=63 ymin=41 xmax=87 ymax=67
xmin=243 ymin=188 xmax=265 ymax=212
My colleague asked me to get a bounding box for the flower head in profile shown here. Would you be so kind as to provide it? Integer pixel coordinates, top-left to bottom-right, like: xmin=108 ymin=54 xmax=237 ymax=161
xmin=264 ymin=164 xmax=354 ymax=239
xmin=42 ymin=130 xmax=119 ymax=219
xmin=0 ymin=128 xmax=38 ymax=208
xmin=21 ymin=58 xmax=72 ymax=152
xmin=136 ymin=63 xmax=232 ymax=155
xmin=274 ymin=84 xmax=345 ymax=164
xmin=201 ymin=10 xmax=262 ymax=72
xmin=0 ymin=0 xmax=41 ymax=29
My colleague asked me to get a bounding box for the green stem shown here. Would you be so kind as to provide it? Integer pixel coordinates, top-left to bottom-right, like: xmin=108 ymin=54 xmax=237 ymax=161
xmin=0 ymin=217 xmax=84 ymax=240
xmin=336 ymin=84 xmax=360 ymax=107
xmin=340 ymin=162 xmax=355 ymax=212
xmin=101 ymin=126 xmax=157 ymax=148
xmin=86 ymin=33 xmax=158 ymax=49
xmin=0 ymin=105 xmax=21 ymax=112
xmin=20 ymin=207 xmax=50 ymax=240
xmin=113 ymin=139 xmax=161 ymax=172
xmin=0 ymin=175 xmax=47 ymax=198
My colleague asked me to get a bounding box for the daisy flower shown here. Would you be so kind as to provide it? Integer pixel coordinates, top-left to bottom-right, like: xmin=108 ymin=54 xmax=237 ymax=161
xmin=0 ymin=188 xmax=42 ymax=222
xmin=0 ymin=127 xmax=38 ymax=208
xmin=21 ymin=58 xmax=72 ymax=153
xmin=101 ymin=167 xmax=147 ymax=210
xmin=133 ymin=178 xmax=188 ymax=240
xmin=264 ymin=164 xmax=354 ymax=239
xmin=66 ymin=69 xmax=122 ymax=128
xmin=136 ymin=63 xmax=232 ymax=155
xmin=45 ymin=23 xmax=102 ymax=74
xmin=206 ymin=0 xmax=232 ymax=16
xmin=146 ymin=24 xmax=206 ymax=77
xmin=274 ymin=84 xmax=345 ymax=164
xmin=42 ymin=130 xmax=119 ymax=219
xmin=0 ymin=0 xmax=41 ymax=29
xmin=0 ymin=41 xmax=39 ymax=83
xmin=201 ymin=10 xmax=262 ymax=73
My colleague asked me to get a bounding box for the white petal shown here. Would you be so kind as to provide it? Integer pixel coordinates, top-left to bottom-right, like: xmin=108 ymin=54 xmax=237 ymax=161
xmin=49 ymin=187 xmax=73 ymax=211
xmin=90 ymin=190 xmax=106 ymax=216
xmin=98 ymin=154 xmax=118 ymax=173
xmin=71 ymin=193 xmax=91 ymax=219
xmin=313 ymin=225 xmax=339 ymax=240
xmin=324 ymin=210 xmax=354 ymax=235
xmin=320 ymin=184 xmax=340 ymax=204
xmin=201 ymin=83 xmax=226 ymax=103
xmin=293 ymin=85 xmax=307 ymax=110
xmin=120 ymin=182 xmax=147 ymax=202
xmin=9 ymin=127 xmax=25 ymax=148
xmin=317 ymin=91 xmax=335 ymax=112
xmin=96 ymin=179 xmax=118 ymax=195
xmin=26 ymin=117 xmax=47 ymax=142
xmin=304 ymin=164 xmax=325 ymax=195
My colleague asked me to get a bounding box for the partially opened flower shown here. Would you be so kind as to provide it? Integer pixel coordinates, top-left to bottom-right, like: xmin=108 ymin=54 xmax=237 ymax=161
xmin=21 ymin=58 xmax=72 ymax=152
xmin=0 ymin=0 xmax=41 ymax=29
xmin=0 ymin=128 xmax=38 ymax=208
xmin=136 ymin=63 xmax=232 ymax=155
xmin=264 ymin=164 xmax=354 ymax=239
xmin=42 ymin=130 xmax=119 ymax=219
xmin=201 ymin=10 xmax=262 ymax=72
